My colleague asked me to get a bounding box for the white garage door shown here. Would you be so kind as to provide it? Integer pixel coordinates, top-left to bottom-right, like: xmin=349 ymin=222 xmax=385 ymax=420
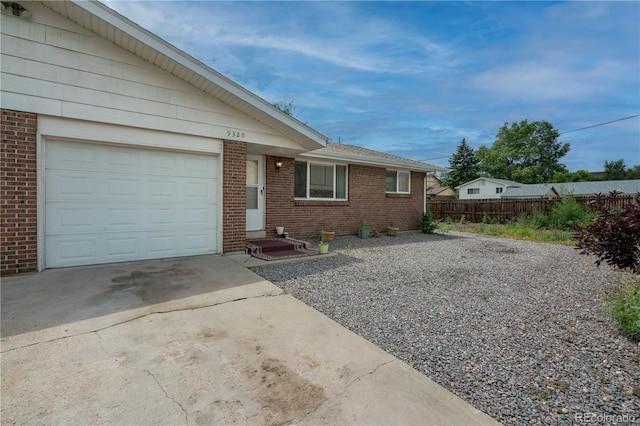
xmin=45 ymin=140 xmax=218 ymax=268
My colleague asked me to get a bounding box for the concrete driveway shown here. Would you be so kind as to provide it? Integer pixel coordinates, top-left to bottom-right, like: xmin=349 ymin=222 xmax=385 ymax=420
xmin=1 ymin=254 xmax=499 ymax=425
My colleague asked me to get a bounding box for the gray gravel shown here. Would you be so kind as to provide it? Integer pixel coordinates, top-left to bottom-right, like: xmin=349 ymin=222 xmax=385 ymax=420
xmin=253 ymin=231 xmax=640 ymax=425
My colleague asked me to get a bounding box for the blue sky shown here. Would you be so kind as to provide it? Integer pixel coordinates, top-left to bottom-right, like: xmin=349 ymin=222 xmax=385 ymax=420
xmin=104 ymin=1 xmax=639 ymax=172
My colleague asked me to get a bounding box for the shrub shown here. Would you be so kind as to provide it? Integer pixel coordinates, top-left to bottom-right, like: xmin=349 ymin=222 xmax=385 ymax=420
xmin=550 ymin=195 xmax=591 ymax=230
xmin=604 ymin=277 xmax=640 ymax=341
xmin=515 ymin=212 xmax=549 ymax=229
xmin=574 ymin=191 xmax=640 ymax=273
xmin=420 ymin=211 xmax=438 ymax=234
xmin=532 ymin=211 xmax=551 ymax=229
xmin=482 ymin=211 xmax=493 ymax=224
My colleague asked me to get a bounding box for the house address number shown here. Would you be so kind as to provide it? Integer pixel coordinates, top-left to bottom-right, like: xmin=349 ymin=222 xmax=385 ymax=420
xmin=227 ymin=130 xmax=246 ymax=139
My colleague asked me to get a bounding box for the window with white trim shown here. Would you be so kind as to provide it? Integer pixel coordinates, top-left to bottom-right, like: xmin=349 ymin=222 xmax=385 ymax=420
xmin=467 ymin=188 xmax=480 ymax=195
xmin=295 ymin=161 xmax=347 ymax=200
xmin=496 ymin=187 xmax=503 ymax=194
xmin=386 ymin=170 xmax=410 ymax=193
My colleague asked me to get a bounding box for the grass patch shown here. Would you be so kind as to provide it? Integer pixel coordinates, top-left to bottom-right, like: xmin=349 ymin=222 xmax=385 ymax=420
xmin=438 ymin=222 xmax=576 ymax=245
xmin=603 ymin=275 xmax=640 ymax=342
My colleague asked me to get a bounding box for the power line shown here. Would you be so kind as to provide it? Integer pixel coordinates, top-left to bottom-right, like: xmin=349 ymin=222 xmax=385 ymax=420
xmin=559 ymin=114 xmax=640 ymax=135
xmin=418 ymin=114 xmax=640 ymax=163
xmin=420 ymin=155 xmax=450 ymax=162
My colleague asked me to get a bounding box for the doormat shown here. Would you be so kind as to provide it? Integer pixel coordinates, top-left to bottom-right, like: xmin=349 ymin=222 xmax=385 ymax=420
xmin=246 ymin=238 xmax=318 ymax=261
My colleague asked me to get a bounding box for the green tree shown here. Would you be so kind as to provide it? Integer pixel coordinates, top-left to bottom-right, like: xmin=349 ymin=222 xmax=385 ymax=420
xmin=603 ymin=159 xmax=627 ymax=180
xmin=442 ymin=138 xmax=480 ymax=188
xmin=477 ymin=120 xmax=570 ymax=184
xmin=626 ymin=165 xmax=640 ymax=179
xmin=551 ymin=169 xmax=600 ymax=182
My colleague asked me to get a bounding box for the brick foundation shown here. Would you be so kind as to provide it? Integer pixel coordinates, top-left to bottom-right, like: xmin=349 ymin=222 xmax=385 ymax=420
xmin=1 ymin=109 xmax=38 ymax=275
xmin=265 ymin=155 xmax=425 ymax=240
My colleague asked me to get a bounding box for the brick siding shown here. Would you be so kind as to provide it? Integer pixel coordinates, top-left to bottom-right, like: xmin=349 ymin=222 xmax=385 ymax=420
xmin=265 ymin=155 xmax=425 ymax=240
xmin=222 ymin=141 xmax=247 ymax=252
xmin=1 ymin=109 xmax=38 ymax=275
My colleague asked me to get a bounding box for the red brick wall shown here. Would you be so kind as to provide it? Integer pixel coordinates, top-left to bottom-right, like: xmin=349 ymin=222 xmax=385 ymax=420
xmin=222 ymin=141 xmax=247 ymax=253
xmin=265 ymin=155 xmax=425 ymax=240
xmin=1 ymin=109 xmax=38 ymax=275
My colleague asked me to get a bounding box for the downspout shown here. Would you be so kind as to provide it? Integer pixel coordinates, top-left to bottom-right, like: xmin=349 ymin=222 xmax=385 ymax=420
xmin=424 ymin=173 xmax=429 ymax=213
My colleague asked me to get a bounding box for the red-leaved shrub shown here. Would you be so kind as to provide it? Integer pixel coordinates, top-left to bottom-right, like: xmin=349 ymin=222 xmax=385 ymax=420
xmin=574 ymin=191 xmax=640 ymax=273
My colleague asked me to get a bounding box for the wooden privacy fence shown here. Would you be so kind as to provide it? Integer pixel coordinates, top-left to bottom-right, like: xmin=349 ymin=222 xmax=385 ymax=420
xmin=426 ymin=195 xmax=637 ymax=223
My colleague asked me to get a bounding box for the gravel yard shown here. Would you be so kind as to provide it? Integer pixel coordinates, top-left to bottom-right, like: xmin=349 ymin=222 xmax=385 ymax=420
xmin=253 ymin=231 xmax=640 ymax=425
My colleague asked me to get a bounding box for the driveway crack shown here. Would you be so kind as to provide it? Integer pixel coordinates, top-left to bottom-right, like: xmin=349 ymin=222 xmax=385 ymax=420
xmin=94 ymin=332 xmax=189 ymax=424
xmin=1 ymin=291 xmax=285 ymax=353
xmin=300 ymin=358 xmax=396 ymax=421
xmin=342 ymin=358 xmax=396 ymax=393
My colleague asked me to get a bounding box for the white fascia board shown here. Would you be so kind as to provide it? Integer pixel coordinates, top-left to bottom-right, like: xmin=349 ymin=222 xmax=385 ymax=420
xmin=73 ymin=0 xmax=327 ymax=148
xmin=299 ymin=151 xmax=442 ymax=173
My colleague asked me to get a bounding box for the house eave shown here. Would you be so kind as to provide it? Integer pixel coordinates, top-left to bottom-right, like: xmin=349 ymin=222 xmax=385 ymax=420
xmin=299 ymin=150 xmax=444 ymax=173
xmin=42 ymin=0 xmax=326 ymax=151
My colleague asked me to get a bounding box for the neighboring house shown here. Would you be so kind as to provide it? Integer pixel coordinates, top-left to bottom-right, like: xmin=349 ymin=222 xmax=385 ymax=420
xmin=503 ymin=180 xmax=640 ymax=198
xmin=458 ymin=178 xmax=640 ymax=200
xmin=0 ymin=1 xmax=441 ymax=274
xmin=455 ymin=178 xmax=522 ymax=200
xmin=553 ymin=180 xmax=640 ymax=196
xmin=501 ymin=184 xmax=560 ymax=199
xmin=425 ymin=175 xmax=455 ymax=199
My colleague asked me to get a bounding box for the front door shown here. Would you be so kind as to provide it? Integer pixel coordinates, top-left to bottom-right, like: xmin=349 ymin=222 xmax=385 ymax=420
xmin=246 ymin=155 xmax=264 ymax=231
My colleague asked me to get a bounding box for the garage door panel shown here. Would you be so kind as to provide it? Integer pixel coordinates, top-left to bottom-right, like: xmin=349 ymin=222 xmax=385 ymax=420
xmin=107 ymin=207 xmax=139 ymax=227
xmin=46 ymin=141 xmax=98 ymax=171
xmin=106 ymin=177 xmax=140 ymax=198
xmin=46 ymin=205 xmax=95 ymax=234
xmin=184 ymin=155 xmax=216 ymax=176
xmin=184 ymin=231 xmax=215 ymax=251
xmin=46 ymin=140 xmax=218 ymax=268
xmin=148 ymin=207 xmax=178 ymax=226
xmin=46 ymin=171 xmax=96 ymax=199
xmin=184 ymin=207 xmax=213 ymax=225
xmin=48 ymin=237 xmax=99 ymax=265
xmin=106 ymin=236 xmax=140 ymax=257
xmin=149 ymin=179 xmax=178 ymax=198
xmin=105 ymin=147 xmax=142 ymax=173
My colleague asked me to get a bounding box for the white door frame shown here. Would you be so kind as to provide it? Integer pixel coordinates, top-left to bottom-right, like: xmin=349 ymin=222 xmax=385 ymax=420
xmin=246 ymin=154 xmax=265 ymax=231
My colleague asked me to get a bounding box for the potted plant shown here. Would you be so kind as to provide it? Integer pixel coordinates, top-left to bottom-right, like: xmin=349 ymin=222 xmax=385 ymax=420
xmin=358 ymin=220 xmax=371 ymax=239
xmin=321 ymin=229 xmax=335 ymax=242
xmin=318 ymin=232 xmax=330 ymax=254
xmin=387 ymin=221 xmax=399 ymax=237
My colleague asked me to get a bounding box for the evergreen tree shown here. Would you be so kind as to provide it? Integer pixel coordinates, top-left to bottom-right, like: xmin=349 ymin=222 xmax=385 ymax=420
xmin=442 ymin=138 xmax=480 ymax=188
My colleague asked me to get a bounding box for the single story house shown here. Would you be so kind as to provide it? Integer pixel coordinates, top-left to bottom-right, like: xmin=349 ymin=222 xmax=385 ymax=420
xmin=455 ymin=178 xmax=522 ymax=200
xmin=458 ymin=178 xmax=640 ymax=200
xmin=552 ymin=180 xmax=640 ymax=196
xmin=501 ymin=184 xmax=560 ymax=199
xmin=426 ymin=175 xmax=455 ymax=199
xmin=0 ymin=0 xmax=441 ymax=274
